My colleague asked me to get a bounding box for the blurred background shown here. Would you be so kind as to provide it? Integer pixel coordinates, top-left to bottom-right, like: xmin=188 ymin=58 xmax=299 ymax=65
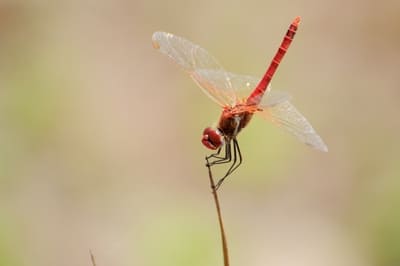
xmin=1 ymin=0 xmax=399 ymax=265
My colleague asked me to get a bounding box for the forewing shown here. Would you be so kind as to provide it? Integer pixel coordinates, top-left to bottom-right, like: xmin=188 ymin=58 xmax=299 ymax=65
xmin=191 ymin=70 xmax=288 ymax=106
xmin=152 ymin=32 xmax=237 ymax=106
xmin=224 ymin=72 xmax=267 ymax=102
xmin=258 ymin=101 xmax=328 ymax=152
xmin=190 ymin=70 xmax=264 ymax=106
xmin=152 ymin=32 xmax=223 ymax=72
xmin=152 ymin=32 xmax=291 ymax=107
xmin=226 ymin=74 xmax=292 ymax=106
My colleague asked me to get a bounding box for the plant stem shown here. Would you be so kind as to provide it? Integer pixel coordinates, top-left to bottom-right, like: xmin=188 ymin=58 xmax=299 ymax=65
xmin=89 ymin=250 xmax=96 ymax=266
xmin=206 ymin=160 xmax=230 ymax=266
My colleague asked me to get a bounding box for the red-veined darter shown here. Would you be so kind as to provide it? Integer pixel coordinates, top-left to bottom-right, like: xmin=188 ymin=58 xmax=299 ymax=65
xmin=152 ymin=17 xmax=327 ymax=189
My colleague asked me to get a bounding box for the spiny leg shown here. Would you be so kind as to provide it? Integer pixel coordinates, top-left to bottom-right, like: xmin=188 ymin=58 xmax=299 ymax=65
xmin=213 ymin=144 xmax=237 ymax=190
xmin=205 ymin=147 xmax=222 ymax=162
xmin=226 ymin=139 xmax=242 ymax=176
xmin=206 ymin=146 xmax=225 ymax=161
xmin=209 ymin=143 xmax=231 ymax=165
xmin=206 ymin=141 xmax=232 ymax=167
xmin=214 ymin=138 xmax=243 ymax=190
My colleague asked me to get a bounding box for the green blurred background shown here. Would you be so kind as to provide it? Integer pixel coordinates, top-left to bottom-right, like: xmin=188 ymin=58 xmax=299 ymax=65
xmin=1 ymin=0 xmax=399 ymax=266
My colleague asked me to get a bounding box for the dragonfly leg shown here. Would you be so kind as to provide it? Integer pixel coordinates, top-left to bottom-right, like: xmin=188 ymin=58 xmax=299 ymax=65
xmin=227 ymin=138 xmax=242 ymax=175
xmin=214 ymin=139 xmax=242 ymax=190
xmin=206 ymin=147 xmax=223 ymax=162
xmin=210 ymin=147 xmax=223 ymax=157
xmin=206 ymin=141 xmax=232 ymax=166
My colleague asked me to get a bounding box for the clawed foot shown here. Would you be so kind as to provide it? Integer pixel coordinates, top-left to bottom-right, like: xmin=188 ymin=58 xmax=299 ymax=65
xmin=205 ymin=156 xmax=215 ymax=167
xmin=205 ymin=156 xmax=210 ymax=167
xmin=205 ymin=156 xmax=226 ymax=191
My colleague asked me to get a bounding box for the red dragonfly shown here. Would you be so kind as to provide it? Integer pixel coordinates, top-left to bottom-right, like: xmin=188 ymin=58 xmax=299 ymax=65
xmin=152 ymin=17 xmax=327 ymax=189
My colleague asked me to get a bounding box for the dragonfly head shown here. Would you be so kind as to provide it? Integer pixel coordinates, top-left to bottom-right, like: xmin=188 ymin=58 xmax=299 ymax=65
xmin=201 ymin=127 xmax=224 ymax=150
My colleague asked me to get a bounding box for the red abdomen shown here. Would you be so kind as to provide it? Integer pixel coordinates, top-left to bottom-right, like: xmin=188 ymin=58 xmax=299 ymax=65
xmin=246 ymin=17 xmax=300 ymax=105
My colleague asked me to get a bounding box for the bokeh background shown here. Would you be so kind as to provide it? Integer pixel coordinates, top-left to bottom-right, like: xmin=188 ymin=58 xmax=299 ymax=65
xmin=1 ymin=0 xmax=399 ymax=265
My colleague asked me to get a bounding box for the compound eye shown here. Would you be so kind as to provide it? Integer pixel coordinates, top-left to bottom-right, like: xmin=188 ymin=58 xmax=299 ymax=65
xmin=201 ymin=127 xmax=223 ymax=150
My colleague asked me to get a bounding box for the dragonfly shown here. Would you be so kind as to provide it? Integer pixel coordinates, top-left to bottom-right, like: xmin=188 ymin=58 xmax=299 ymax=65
xmin=152 ymin=17 xmax=328 ymax=190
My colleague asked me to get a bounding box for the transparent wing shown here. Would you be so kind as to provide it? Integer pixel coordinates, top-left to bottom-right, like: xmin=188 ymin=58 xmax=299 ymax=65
xmin=152 ymin=32 xmax=291 ymax=107
xmin=258 ymin=101 xmax=328 ymax=152
xmin=259 ymin=90 xmax=292 ymax=107
xmin=191 ymin=69 xmax=290 ymax=106
xmin=191 ymin=69 xmax=240 ymax=107
xmin=152 ymin=32 xmax=223 ymax=72
xmin=152 ymin=32 xmax=237 ymax=106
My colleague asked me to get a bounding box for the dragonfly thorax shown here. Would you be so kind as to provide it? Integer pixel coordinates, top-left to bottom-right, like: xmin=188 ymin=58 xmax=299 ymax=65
xmin=202 ymin=127 xmax=224 ymax=150
xmin=202 ymin=110 xmax=255 ymax=151
xmin=218 ymin=107 xmax=254 ymax=139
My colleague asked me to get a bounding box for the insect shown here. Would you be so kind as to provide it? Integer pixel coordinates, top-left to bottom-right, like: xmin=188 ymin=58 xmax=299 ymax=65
xmin=152 ymin=17 xmax=327 ymax=189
